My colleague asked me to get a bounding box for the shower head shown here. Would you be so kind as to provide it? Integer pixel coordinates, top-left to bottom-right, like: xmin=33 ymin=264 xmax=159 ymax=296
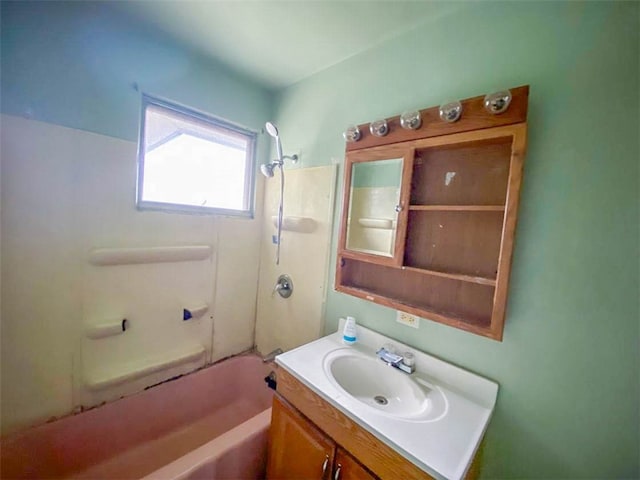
xmin=265 ymin=121 xmax=279 ymax=138
xmin=265 ymin=121 xmax=283 ymax=162
xmin=260 ymin=162 xmax=275 ymax=178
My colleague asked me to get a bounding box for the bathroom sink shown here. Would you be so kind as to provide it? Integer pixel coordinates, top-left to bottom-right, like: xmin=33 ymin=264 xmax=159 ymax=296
xmin=323 ymin=349 xmax=447 ymax=421
xmin=277 ymin=321 xmax=499 ymax=479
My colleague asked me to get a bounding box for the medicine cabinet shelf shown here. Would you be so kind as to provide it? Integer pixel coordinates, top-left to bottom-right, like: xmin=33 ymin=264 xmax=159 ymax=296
xmin=408 ymin=205 xmax=505 ymax=212
xmin=335 ymin=86 xmax=528 ymax=341
xmin=357 ymin=217 xmax=395 ymax=229
xmin=400 ymin=266 xmax=497 ymax=286
xmin=338 ymin=273 xmax=493 ymax=334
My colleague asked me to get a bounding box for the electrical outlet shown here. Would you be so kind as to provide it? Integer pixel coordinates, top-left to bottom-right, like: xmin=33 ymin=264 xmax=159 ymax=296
xmin=396 ymin=311 xmax=420 ymax=329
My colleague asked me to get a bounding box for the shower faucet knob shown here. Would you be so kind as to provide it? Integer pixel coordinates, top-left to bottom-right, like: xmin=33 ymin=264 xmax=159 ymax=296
xmin=273 ymin=274 xmax=293 ymax=299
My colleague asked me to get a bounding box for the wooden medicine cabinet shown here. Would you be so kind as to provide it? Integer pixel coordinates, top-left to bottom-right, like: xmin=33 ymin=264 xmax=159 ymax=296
xmin=336 ymin=86 xmax=529 ymax=341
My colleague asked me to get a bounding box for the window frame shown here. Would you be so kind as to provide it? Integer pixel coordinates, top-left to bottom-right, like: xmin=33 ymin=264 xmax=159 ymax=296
xmin=136 ymin=94 xmax=257 ymax=218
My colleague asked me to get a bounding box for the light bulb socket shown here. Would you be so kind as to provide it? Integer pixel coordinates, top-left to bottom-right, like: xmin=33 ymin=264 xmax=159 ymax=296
xmin=369 ymin=119 xmax=389 ymax=137
xmin=439 ymin=101 xmax=463 ymax=123
xmin=484 ymin=90 xmax=512 ymax=115
xmin=343 ymin=125 xmax=361 ymax=143
xmin=400 ymin=110 xmax=422 ymax=130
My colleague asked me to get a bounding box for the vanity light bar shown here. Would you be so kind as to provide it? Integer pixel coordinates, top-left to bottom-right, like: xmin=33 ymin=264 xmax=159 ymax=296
xmin=342 ymin=85 xmax=528 ymax=150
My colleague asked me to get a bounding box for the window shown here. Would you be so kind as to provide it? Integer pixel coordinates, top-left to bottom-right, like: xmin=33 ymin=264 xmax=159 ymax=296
xmin=137 ymin=95 xmax=256 ymax=217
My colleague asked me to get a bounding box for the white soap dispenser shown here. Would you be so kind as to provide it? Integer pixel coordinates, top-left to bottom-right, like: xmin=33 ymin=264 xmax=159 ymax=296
xmin=342 ymin=316 xmax=357 ymax=345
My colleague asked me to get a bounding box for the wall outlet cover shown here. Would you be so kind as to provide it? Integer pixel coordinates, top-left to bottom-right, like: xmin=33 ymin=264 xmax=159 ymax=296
xmin=396 ymin=311 xmax=420 ymax=329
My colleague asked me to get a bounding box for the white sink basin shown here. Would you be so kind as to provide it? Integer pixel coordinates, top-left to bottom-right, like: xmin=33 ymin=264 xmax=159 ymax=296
xmin=277 ymin=322 xmax=499 ymax=480
xmin=323 ymin=348 xmax=447 ymax=421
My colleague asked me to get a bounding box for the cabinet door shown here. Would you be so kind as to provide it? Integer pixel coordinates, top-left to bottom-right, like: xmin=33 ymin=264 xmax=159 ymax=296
xmin=267 ymin=395 xmax=335 ymax=480
xmin=333 ymin=448 xmax=378 ymax=480
xmin=337 ymin=145 xmax=414 ymax=267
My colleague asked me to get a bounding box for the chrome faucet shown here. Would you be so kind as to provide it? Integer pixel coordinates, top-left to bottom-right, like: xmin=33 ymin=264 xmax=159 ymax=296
xmin=376 ymin=346 xmax=416 ymax=374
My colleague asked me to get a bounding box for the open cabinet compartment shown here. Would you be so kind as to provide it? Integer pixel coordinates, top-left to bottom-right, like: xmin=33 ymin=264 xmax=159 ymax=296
xmin=335 ymin=87 xmax=528 ymax=341
xmin=338 ymin=257 xmax=495 ymax=331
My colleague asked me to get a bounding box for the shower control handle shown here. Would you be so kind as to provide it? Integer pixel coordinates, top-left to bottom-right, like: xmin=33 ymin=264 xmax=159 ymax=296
xmin=273 ymin=274 xmax=293 ymax=299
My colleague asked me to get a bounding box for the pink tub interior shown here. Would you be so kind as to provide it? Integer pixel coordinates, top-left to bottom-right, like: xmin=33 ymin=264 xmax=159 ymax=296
xmin=1 ymin=354 xmax=274 ymax=479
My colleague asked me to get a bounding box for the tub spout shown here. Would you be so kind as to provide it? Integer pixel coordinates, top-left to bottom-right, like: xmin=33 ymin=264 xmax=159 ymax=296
xmin=262 ymin=348 xmax=283 ymax=363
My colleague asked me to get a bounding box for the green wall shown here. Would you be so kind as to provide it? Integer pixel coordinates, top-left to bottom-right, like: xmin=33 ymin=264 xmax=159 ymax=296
xmin=0 ymin=1 xmax=273 ymax=142
xmin=275 ymin=2 xmax=639 ymax=478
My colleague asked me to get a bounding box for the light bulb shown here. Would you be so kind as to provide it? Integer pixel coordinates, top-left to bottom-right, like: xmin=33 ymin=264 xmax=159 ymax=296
xmin=484 ymin=90 xmax=512 ymax=115
xmin=343 ymin=125 xmax=361 ymax=142
xmin=400 ymin=110 xmax=421 ymax=130
xmin=439 ymin=101 xmax=463 ymax=123
xmin=369 ymin=119 xmax=388 ymax=137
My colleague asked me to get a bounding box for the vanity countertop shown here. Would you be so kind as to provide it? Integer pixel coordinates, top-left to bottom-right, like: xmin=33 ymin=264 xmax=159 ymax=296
xmin=275 ymin=321 xmax=498 ymax=480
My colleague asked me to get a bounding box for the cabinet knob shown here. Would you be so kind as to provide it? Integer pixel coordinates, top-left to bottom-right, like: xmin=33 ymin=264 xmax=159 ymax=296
xmin=321 ymin=455 xmax=329 ymax=478
xmin=395 ymin=204 xmax=403 ymax=213
xmin=333 ymin=464 xmax=342 ymax=480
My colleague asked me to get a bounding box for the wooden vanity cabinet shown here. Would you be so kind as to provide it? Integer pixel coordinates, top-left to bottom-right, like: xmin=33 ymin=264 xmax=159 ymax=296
xmin=334 ymin=447 xmax=377 ymax=480
xmin=265 ymin=367 xmax=480 ymax=480
xmin=336 ymin=87 xmax=529 ymax=341
xmin=267 ymin=395 xmax=377 ymax=480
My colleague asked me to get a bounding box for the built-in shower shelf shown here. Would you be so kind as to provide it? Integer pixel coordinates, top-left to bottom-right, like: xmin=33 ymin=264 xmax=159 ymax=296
xmin=88 ymin=245 xmax=212 ymax=266
xmin=271 ymin=216 xmax=316 ymax=233
xmin=84 ymin=345 xmax=206 ymax=391
xmin=85 ymin=319 xmax=129 ymax=339
xmin=357 ymin=218 xmax=395 ymax=230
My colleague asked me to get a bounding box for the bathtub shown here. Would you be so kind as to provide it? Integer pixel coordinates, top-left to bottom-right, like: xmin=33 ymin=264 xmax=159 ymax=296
xmin=1 ymin=354 xmax=274 ymax=479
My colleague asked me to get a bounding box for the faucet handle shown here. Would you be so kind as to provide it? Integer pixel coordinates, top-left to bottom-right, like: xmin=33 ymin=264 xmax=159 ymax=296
xmin=376 ymin=347 xmax=403 ymax=366
xmin=381 ymin=342 xmax=397 ymax=354
xmin=402 ymin=351 xmax=415 ymax=368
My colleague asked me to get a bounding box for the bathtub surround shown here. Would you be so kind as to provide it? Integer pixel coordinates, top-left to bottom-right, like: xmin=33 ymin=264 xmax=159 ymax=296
xmin=0 ymin=116 xmax=265 ymax=432
xmin=80 ymin=237 xmax=215 ymax=407
xmin=255 ymin=165 xmax=337 ymax=355
xmin=1 ymin=1 xmax=273 ymax=434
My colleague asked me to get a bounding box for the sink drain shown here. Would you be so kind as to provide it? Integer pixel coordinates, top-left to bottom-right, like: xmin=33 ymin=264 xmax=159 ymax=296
xmin=373 ymin=395 xmax=388 ymax=405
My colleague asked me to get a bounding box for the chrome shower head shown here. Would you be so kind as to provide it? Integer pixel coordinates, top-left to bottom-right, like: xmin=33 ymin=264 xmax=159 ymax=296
xmin=265 ymin=121 xmax=279 ymax=138
xmin=265 ymin=121 xmax=283 ymax=161
xmin=260 ymin=162 xmax=275 ymax=178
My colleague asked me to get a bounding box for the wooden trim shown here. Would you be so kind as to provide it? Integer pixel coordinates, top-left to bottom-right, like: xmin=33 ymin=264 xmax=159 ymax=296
xmin=335 ymin=283 xmax=497 ymax=339
xmin=392 ymin=148 xmax=415 ymax=266
xmin=491 ymin=123 xmax=527 ymax=341
xmin=352 ymin=123 xmax=524 ymax=157
xmin=348 ymin=144 xmax=413 ymax=162
xmin=336 ymin=148 xmax=355 ymax=266
xmin=345 ymin=85 xmax=529 ymax=151
xmin=401 ymin=266 xmax=497 ymax=286
xmin=408 ymin=205 xmax=505 ymax=212
xmin=337 ymin=145 xmax=414 ymax=268
xmin=276 ymin=368 xmax=434 ymax=480
xmin=338 ymin=256 xmax=496 ymax=286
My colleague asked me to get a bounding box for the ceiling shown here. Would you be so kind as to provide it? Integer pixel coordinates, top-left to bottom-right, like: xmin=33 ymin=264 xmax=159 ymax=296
xmin=110 ymin=1 xmax=463 ymax=90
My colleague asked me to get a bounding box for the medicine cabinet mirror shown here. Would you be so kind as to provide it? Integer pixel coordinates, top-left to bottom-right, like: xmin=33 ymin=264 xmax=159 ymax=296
xmin=339 ymin=146 xmax=414 ymax=266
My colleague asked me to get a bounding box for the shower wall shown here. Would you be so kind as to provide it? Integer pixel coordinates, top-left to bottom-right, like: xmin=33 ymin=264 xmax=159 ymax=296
xmin=254 ymin=165 xmax=337 ymax=355
xmin=0 ymin=1 xmax=274 ymax=434
xmin=0 ymin=115 xmax=264 ymax=434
